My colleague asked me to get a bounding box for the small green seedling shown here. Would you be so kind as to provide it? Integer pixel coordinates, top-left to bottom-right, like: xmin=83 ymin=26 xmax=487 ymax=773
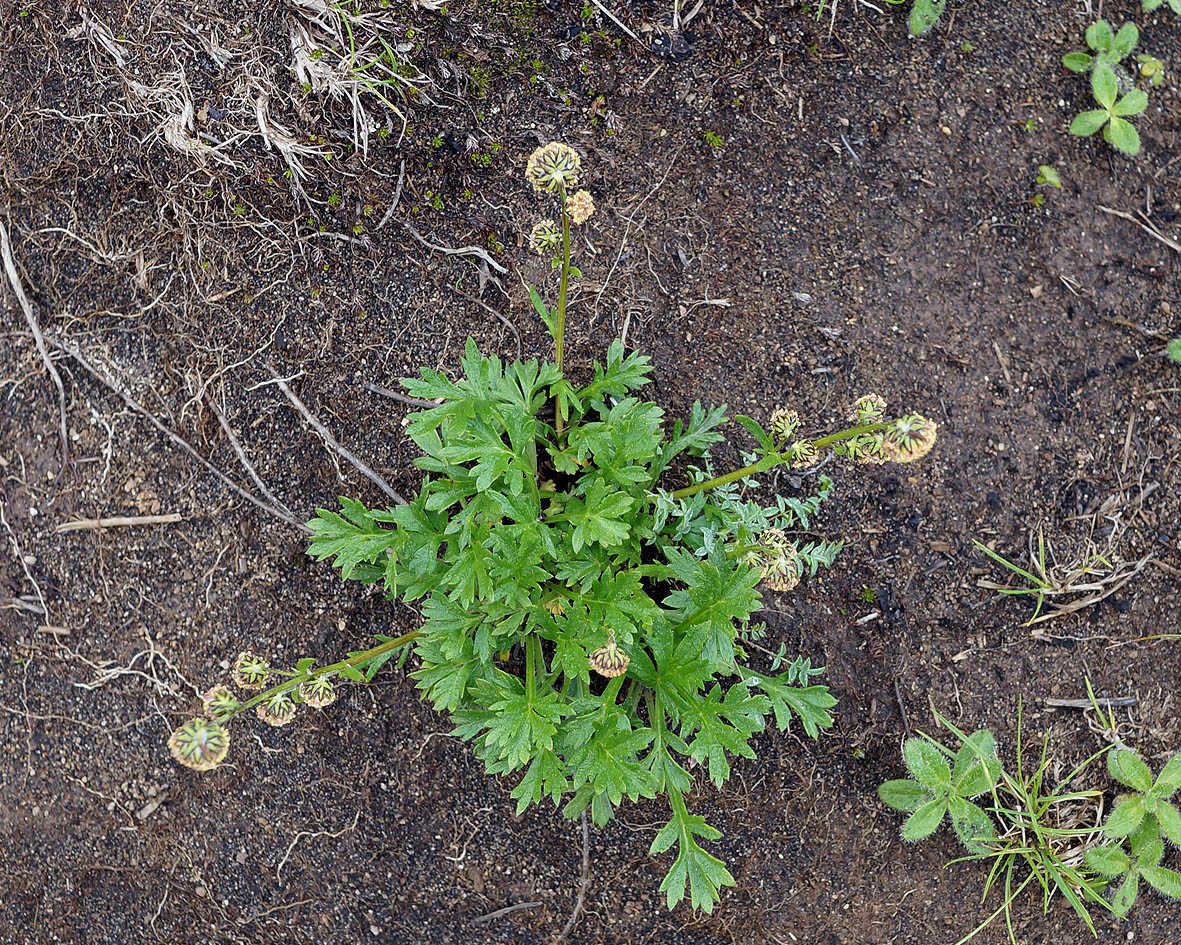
xmin=1143 ymin=0 xmax=1181 ymax=14
xmin=1101 ymin=748 xmax=1181 ymax=844
xmin=1137 ymin=54 xmax=1166 ymax=85
xmin=879 ymin=730 xmax=1001 ymax=853
xmin=1168 ymin=338 xmax=1181 ymax=363
xmin=1062 ymin=20 xmax=1140 ymax=73
xmin=1069 ymin=63 xmax=1148 ymax=155
xmin=908 ymin=0 xmax=947 ymax=36
xmin=1036 ymin=165 xmax=1062 ymax=189
xmin=1086 ymin=749 xmax=1181 ymax=915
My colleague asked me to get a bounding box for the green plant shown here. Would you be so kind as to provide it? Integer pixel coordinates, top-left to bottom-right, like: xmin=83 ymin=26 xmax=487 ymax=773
xmin=1168 ymin=337 xmax=1181 ymax=363
xmin=1068 ymin=63 xmax=1147 ymax=157
xmin=1036 ymin=165 xmax=1062 ymax=189
xmin=880 ymin=706 xmax=1181 ymax=942
xmin=1062 ymin=20 xmax=1140 ymax=74
xmin=1137 ymin=54 xmax=1165 ymax=85
xmin=1143 ymin=0 xmax=1181 ymax=13
xmin=169 ymin=144 xmax=937 ymax=914
xmin=908 ymin=0 xmax=947 ymax=36
xmin=702 ymin=130 xmax=724 ymax=149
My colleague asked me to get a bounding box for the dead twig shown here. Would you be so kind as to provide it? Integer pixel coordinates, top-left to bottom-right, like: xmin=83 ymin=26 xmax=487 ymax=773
xmin=471 ymin=901 xmax=543 ymax=927
xmin=1 ymin=219 xmax=70 ymax=471
xmin=553 ymin=810 xmax=591 ymax=943
xmin=266 ymin=363 xmax=407 ymax=505
xmin=403 ymin=223 xmax=507 ymax=275
xmin=205 ymin=394 xmax=300 ymax=525
xmin=1097 ymin=205 xmax=1181 ymax=254
xmin=48 ymin=335 xmax=305 ymax=531
xmin=362 ymin=381 xmax=437 ymax=408
xmin=1046 ymin=696 xmax=1138 ymax=710
xmin=57 ymin=514 xmax=184 ymax=533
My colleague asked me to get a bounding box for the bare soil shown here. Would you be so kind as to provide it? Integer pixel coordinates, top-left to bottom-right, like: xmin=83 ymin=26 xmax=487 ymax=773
xmin=2 ymin=1 xmax=1179 ymax=943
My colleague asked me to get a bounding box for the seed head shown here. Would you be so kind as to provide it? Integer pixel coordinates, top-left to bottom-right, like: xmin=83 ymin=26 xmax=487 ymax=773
xmin=299 ymin=676 xmax=337 ymax=710
xmin=201 ymin=684 xmax=240 ymax=723
xmin=786 ymin=440 xmax=818 ymax=469
xmin=769 ymin=408 xmax=801 ymax=442
xmin=528 ymin=219 xmax=560 ymax=254
xmin=749 ymin=528 xmax=801 ymax=592
xmin=566 ymin=189 xmax=595 ymax=225
xmin=256 ymin=691 xmax=297 ymax=727
xmin=881 ymin=414 xmax=937 ymax=463
xmin=839 ymin=431 xmax=887 ymax=465
xmin=168 ymin=718 xmax=230 ymax=771
xmin=231 ymin=651 xmax=271 ymax=691
xmin=849 ymin=394 xmax=887 ymax=423
xmin=525 ymin=142 xmax=581 ymax=193
xmin=588 ymin=629 xmax=630 ymax=678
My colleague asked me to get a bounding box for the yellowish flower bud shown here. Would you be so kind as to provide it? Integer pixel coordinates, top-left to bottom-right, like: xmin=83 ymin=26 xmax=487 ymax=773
xmin=566 ymin=189 xmax=595 ymax=225
xmin=525 ymin=142 xmax=581 ymax=193
xmin=168 ymin=718 xmax=230 ymax=771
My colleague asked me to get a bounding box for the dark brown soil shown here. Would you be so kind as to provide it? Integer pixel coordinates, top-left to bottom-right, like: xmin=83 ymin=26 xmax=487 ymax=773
xmin=2 ymin=1 xmax=1179 ymax=943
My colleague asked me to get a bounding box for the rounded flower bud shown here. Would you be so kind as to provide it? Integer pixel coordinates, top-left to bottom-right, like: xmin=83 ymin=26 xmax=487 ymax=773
xmin=256 ymin=691 xmax=297 ymax=727
xmin=231 ymin=651 xmax=271 ymax=691
xmin=299 ymin=676 xmax=337 ymax=710
xmin=749 ymin=528 xmax=801 ymax=592
xmin=528 ymin=219 xmax=560 ymax=254
xmin=168 ymin=718 xmax=230 ymax=771
xmin=769 ymin=408 xmax=801 ymax=442
xmin=201 ymin=684 xmax=240 ymax=723
xmin=881 ymin=414 xmax=937 ymax=463
xmin=588 ymin=629 xmax=630 ymax=678
xmin=787 ymin=440 xmax=818 ymax=469
xmin=525 ymin=142 xmax=581 ymax=193
xmin=566 ymin=189 xmax=595 ymax=225
xmin=849 ymin=394 xmax=887 ymax=423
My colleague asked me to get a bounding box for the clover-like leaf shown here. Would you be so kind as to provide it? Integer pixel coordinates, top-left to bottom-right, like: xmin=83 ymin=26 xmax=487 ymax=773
xmin=1113 ymin=89 xmax=1148 ymax=117
xmin=1092 ymin=64 xmax=1118 ymax=109
xmin=1105 ymin=117 xmax=1141 ymax=155
xmin=1070 ymin=109 xmax=1110 ymax=137
xmin=1063 ymin=51 xmax=1094 ymax=73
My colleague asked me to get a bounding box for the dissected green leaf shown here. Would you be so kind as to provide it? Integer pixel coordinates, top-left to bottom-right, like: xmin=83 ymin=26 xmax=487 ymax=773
xmin=651 ymin=792 xmax=735 ymax=913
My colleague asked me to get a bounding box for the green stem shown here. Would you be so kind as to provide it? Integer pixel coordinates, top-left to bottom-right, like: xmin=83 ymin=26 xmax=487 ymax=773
xmin=526 ymin=634 xmax=539 ymax=702
xmin=554 ymin=184 xmax=571 ymax=437
xmin=668 ymin=421 xmax=889 ymax=500
xmin=230 ymin=629 xmax=421 ymax=719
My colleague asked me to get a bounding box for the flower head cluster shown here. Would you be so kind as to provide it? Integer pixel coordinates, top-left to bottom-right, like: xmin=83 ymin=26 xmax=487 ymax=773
xmin=744 ymin=528 xmax=801 ymax=593
xmin=201 ymin=684 xmax=240 ymax=723
xmin=881 ymin=414 xmax=937 ymax=463
xmin=528 ymin=219 xmax=561 ymax=255
xmin=231 ymin=651 xmax=271 ymax=690
xmin=300 ymin=676 xmax=337 ymax=709
xmin=769 ymin=407 xmax=801 ymax=442
xmin=566 ymin=189 xmax=595 ymax=225
xmin=786 ymin=440 xmax=818 ymax=469
xmin=168 ymin=718 xmax=230 ymax=771
xmin=525 ymin=141 xmax=581 ymax=193
xmin=849 ymin=393 xmax=887 ymax=423
xmin=257 ymin=690 xmax=298 ymax=727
